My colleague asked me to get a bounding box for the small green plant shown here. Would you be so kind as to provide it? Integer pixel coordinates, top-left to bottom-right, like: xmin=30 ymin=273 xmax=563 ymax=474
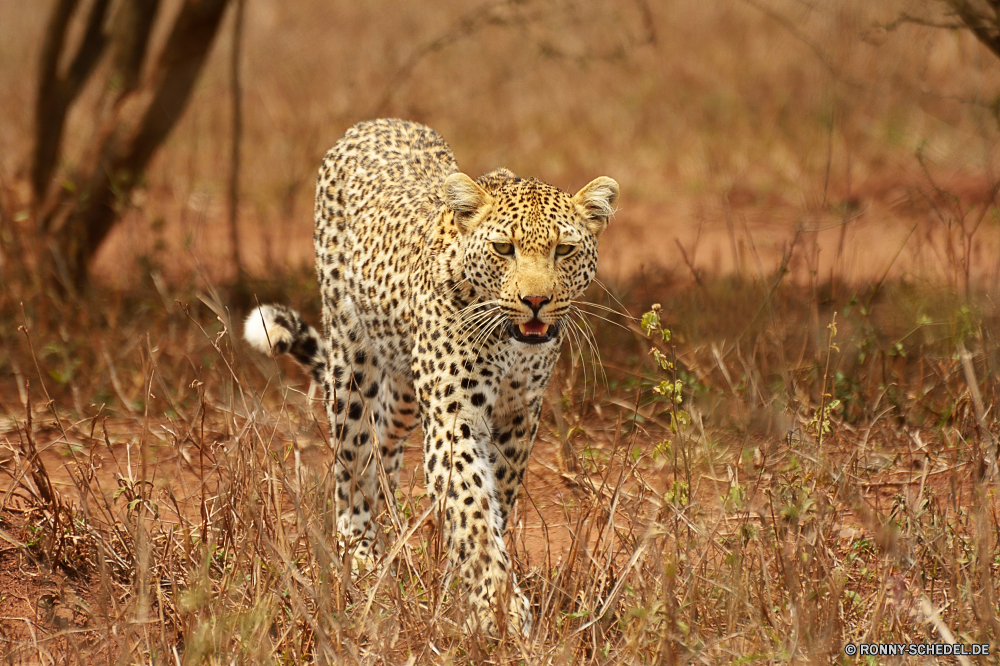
xmin=809 ymin=312 xmax=840 ymax=447
xmin=112 ymin=477 xmax=159 ymax=519
xmin=642 ymin=304 xmax=694 ymax=510
xmin=805 ymin=398 xmax=841 ymax=438
xmin=663 ymin=479 xmax=690 ymax=507
xmin=642 ymin=304 xmax=690 ymax=433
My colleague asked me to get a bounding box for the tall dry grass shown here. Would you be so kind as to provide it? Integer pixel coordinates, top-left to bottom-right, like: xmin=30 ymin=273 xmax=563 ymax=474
xmin=1 ymin=271 xmax=999 ymax=662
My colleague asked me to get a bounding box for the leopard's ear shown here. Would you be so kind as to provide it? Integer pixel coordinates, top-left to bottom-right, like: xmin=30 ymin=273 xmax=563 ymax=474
xmin=572 ymin=176 xmax=619 ymax=240
xmin=444 ymin=173 xmax=492 ymax=233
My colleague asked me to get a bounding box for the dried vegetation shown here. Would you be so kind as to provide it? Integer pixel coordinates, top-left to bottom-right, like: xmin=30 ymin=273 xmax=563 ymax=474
xmin=2 ymin=0 xmax=1000 ymax=663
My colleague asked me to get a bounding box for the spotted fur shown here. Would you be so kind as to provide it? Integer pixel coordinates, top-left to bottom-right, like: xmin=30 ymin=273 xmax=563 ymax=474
xmin=245 ymin=119 xmax=617 ymax=636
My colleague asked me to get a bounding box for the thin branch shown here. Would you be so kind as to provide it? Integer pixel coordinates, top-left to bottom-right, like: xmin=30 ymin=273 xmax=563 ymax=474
xmin=741 ymin=0 xmax=864 ymax=90
xmin=879 ymin=12 xmax=965 ymax=31
xmin=948 ymin=0 xmax=1000 ymax=60
xmin=229 ymin=0 xmax=246 ymax=281
xmin=372 ymin=0 xmax=540 ymax=115
xmin=372 ymin=0 xmax=655 ymax=116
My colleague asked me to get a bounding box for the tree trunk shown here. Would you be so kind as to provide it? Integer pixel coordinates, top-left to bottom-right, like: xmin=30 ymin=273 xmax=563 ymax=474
xmin=34 ymin=0 xmax=231 ymax=288
xmin=31 ymin=0 xmax=111 ymax=205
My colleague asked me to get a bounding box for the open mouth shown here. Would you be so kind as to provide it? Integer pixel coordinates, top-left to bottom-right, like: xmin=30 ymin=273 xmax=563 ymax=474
xmin=510 ymin=319 xmax=557 ymax=344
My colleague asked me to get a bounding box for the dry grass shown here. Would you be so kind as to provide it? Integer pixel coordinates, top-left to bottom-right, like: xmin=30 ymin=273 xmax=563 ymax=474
xmin=2 ymin=0 xmax=1000 ymax=663
xmin=1 ymin=269 xmax=999 ymax=663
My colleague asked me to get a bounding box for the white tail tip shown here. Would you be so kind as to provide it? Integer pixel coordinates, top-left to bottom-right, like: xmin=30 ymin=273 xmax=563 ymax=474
xmin=243 ymin=305 xmax=292 ymax=355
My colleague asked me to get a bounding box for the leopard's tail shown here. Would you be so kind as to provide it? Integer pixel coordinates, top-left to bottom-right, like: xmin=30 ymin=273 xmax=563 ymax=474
xmin=244 ymin=304 xmax=327 ymax=384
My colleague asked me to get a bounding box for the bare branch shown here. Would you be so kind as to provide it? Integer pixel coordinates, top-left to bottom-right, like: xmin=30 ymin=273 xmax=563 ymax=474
xmin=742 ymin=0 xmax=864 ymax=90
xmin=373 ymin=0 xmax=541 ymax=116
xmin=878 ymin=12 xmax=965 ymax=31
xmin=372 ymin=0 xmax=656 ymax=116
xmin=947 ymin=0 xmax=1000 ymax=60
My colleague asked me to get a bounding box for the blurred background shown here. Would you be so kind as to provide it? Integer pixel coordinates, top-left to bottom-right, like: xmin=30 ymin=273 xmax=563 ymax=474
xmin=4 ymin=0 xmax=1000 ymax=291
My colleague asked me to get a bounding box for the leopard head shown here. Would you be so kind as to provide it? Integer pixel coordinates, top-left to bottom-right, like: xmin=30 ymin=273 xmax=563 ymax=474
xmin=444 ymin=168 xmax=618 ymax=348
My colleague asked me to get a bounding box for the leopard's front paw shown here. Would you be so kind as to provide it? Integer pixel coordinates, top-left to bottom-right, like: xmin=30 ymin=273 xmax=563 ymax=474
xmin=335 ymin=534 xmax=380 ymax=575
xmin=509 ymin=589 xmax=532 ymax=637
xmin=464 ymin=587 xmax=531 ymax=639
xmin=347 ymin=543 xmax=379 ymax=575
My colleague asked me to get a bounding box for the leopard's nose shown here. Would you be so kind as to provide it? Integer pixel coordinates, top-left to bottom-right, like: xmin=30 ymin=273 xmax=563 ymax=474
xmin=521 ymin=295 xmax=551 ymax=315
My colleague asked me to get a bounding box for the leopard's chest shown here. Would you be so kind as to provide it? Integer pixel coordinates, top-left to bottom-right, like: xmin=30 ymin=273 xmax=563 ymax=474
xmin=493 ymin=347 xmax=558 ymax=401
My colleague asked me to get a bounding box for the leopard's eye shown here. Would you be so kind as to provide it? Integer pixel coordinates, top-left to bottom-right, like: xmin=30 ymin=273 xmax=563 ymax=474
xmin=492 ymin=242 xmax=514 ymax=256
xmin=555 ymin=244 xmax=575 ymax=257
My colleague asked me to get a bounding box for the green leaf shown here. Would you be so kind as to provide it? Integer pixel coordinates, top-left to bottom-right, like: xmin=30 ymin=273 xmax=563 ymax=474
xmin=650 ymin=349 xmax=671 ymax=370
xmin=652 ymin=440 xmax=671 ymax=461
xmin=670 ymin=409 xmax=690 ymax=432
xmin=641 ymin=310 xmax=659 ymax=336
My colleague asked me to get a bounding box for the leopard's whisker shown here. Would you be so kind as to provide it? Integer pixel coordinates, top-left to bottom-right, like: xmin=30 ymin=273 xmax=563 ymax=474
xmin=565 ymin=319 xmax=597 ymax=401
xmin=458 ymin=302 xmax=499 ymax=321
xmin=467 ymin=320 xmax=496 ymax=350
xmin=457 ymin=307 xmax=501 ymax=335
xmin=466 ymin=309 xmax=498 ymax=347
xmin=458 ymin=311 xmax=501 ymax=335
xmin=562 ymin=314 xmax=591 ymax=400
xmin=570 ymin=299 xmax=636 ymax=321
xmin=561 ymin=313 xmax=590 ymax=396
xmin=592 ymin=277 xmax=632 ymax=323
xmin=458 ymin=298 xmax=497 ymax=316
xmin=473 ymin=315 xmax=508 ymax=358
xmin=457 ymin=307 xmax=503 ymax=341
xmin=570 ymin=306 xmax=610 ymax=393
xmin=443 ymin=277 xmax=472 ymax=296
xmin=459 ymin=296 xmax=495 ymax=308
xmin=576 ymin=322 xmax=608 ymax=399
xmin=570 ymin=304 xmax=635 ymax=333
xmin=459 ymin=304 xmax=501 ymax=323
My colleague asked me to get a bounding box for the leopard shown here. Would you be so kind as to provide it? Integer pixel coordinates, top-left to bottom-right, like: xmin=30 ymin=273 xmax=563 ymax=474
xmin=243 ymin=118 xmax=617 ymax=636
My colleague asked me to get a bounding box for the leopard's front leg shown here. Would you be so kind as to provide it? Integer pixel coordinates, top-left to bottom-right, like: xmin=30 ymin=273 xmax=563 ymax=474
xmin=415 ymin=374 xmax=532 ymax=637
